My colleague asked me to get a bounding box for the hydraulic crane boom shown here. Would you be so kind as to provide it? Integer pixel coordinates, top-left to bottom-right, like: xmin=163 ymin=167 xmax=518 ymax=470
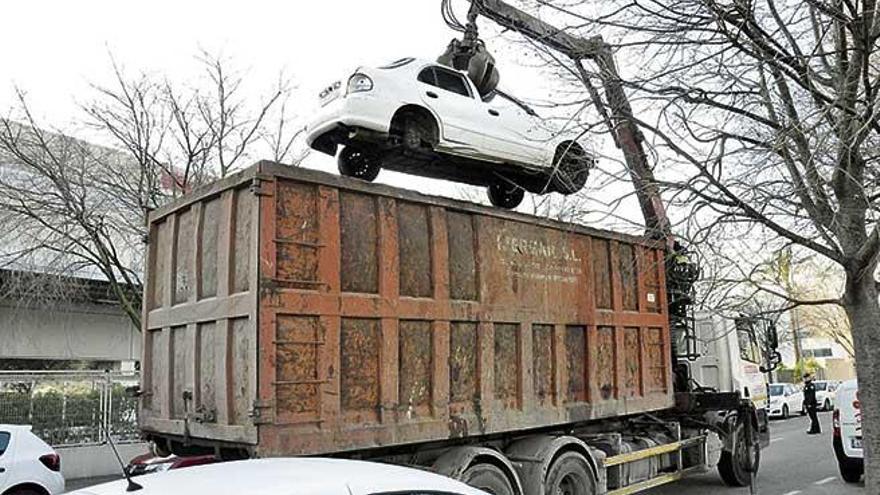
xmin=464 ymin=0 xmax=672 ymax=243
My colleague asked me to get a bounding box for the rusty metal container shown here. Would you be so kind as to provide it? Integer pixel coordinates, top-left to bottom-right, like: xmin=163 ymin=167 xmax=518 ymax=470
xmin=140 ymin=161 xmax=673 ymax=457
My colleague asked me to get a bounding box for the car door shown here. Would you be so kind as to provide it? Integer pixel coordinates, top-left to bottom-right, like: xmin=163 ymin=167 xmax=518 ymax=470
xmin=481 ymin=91 xmax=548 ymax=165
xmin=415 ymin=65 xmax=485 ymax=152
xmin=0 ymin=430 xmax=11 ymax=492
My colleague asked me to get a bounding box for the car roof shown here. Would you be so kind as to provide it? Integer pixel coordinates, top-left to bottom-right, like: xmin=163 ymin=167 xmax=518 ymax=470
xmin=70 ymin=458 xmax=486 ymax=495
xmin=0 ymin=424 xmax=34 ymax=431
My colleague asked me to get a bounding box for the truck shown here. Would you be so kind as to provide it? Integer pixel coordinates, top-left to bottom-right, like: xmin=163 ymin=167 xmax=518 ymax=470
xmin=138 ymin=160 xmax=778 ymax=495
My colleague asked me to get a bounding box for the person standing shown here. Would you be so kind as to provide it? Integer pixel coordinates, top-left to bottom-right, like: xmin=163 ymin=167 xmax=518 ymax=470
xmin=803 ymin=373 xmax=821 ymax=434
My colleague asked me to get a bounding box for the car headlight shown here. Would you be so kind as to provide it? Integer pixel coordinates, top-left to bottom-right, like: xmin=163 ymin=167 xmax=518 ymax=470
xmin=347 ymin=73 xmax=373 ymax=94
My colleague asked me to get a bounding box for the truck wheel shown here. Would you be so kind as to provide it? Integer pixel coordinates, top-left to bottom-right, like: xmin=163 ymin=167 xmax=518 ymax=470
xmin=338 ymin=146 xmax=381 ymax=181
xmin=839 ymin=461 xmax=863 ymax=483
xmin=544 ymin=451 xmax=596 ymax=495
xmin=718 ymin=419 xmax=760 ymax=487
xmin=461 ymin=463 xmax=515 ymax=495
xmin=487 ymin=183 xmax=524 ymax=209
xmin=552 ymin=143 xmax=591 ymax=194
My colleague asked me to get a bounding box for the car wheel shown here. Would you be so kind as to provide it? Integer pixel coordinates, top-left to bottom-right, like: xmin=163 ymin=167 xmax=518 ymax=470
xmin=839 ymin=460 xmax=863 ymax=483
xmin=552 ymin=143 xmax=591 ymax=194
xmin=782 ymin=405 xmax=789 ymax=420
xmin=461 ymin=463 xmax=515 ymax=495
xmin=338 ymin=146 xmax=381 ymax=182
xmin=824 ymin=399 xmax=832 ymax=411
xmin=718 ymin=417 xmax=760 ymax=487
xmin=487 ymin=182 xmax=525 ymax=209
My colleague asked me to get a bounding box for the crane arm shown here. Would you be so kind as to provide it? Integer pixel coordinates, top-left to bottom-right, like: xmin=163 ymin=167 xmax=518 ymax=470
xmin=469 ymin=0 xmax=672 ymax=243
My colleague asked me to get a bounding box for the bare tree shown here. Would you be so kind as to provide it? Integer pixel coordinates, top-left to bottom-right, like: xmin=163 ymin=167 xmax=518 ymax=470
xmin=483 ymin=0 xmax=880 ymax=486
xmin=0 ymin=52 xmax=302 ymax=329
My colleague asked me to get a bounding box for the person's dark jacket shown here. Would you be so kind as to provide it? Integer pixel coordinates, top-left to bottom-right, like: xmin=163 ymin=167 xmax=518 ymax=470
xmin=803 ymin=381 xmax=817 ymax=406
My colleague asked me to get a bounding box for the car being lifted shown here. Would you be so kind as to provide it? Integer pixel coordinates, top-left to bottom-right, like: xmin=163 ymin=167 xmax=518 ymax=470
xmin=305 ymin=57 xmax=594 ymax=209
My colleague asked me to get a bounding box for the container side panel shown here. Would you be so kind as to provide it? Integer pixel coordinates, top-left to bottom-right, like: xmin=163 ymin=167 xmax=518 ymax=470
xmin=340 ymin=318 xmax=380 ymax=413
xmin=593 ymin=239 xmax=613 ymax=309
xmin=397 ymin=203 xmax=433 ymax=298
xmin=174 ymin=208 xmax=195 ymax=305
xmin=646 ymin=327 xmax=666 ymax=392
xmin=494 ymin=323 xmax=520 ymax=408
xmin=619 ymin=244 xmax=638 ymax=311
xmin=623 ymin=327 xmax=641 ymax=397
xmin=595 ymin=326 xmax=616 ymax=400
xmin=197 ymin=322 xmax=217 ymax=416
xmin=200 ymin=198 xmax=221 ymax=299
xmin=232 ymin=189 xmax=253 ymax=294
xmin=644 ymin=249 xmax=662 ymax=313
xmin=231 ymin=317 xmax=255 ymax=425
xmin=446 ymin=212 xmax=478 ymax=301
xmin=276 ymin=315 xmax=321 ymax=417
xmin=565 ymin=325 xmax=587 ymax=403
xmin=276 ymin=181 xmax=321 ymax=289
xmin=171 ymin=325 xmax=190 ymax=418
xmin=449 ymin=322 xmax=478 ymax=404
xmin=398 ymin=320 xmax=433 ymax=415
xmin=152 ymin=220 xmax=171 ymax=309
xmin=532 ymin=324 xmax=554 ymax=406
xmin=148 ymin=329 xmax=165 ymax=413
xmin=339 ymin=192 xmax=378 ymax=293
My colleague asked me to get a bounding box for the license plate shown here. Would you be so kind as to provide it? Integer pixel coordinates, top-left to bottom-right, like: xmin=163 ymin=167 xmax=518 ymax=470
xmin=852 ymin=437 xmax=863 ymax=449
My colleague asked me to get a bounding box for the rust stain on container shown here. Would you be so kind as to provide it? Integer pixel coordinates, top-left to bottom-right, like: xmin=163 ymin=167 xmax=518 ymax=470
xmin=565 ymin=325 xmax=587 ymax=403
xmin=449 ymin=322 xmax=478 ymax=405
xmin=140 ymin=162 xmax=673 ymax=456
xmin=532 ymin=324 xmax=554 ymax=405
xmin=494 ymin=323 xmax=520 ymax=408
xmin=340 ymin=318 xmax=380 ymax=414
xmin=398 ymin=320 xmax=433 ymax=416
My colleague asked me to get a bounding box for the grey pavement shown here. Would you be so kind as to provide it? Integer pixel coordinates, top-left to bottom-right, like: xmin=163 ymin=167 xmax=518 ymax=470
xmin=648 ymin=411 xmax=864 ymax=495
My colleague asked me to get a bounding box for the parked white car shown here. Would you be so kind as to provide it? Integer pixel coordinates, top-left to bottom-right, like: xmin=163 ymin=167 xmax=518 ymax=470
xmin=69 ymin=457 xmax=488 ymax=495
xmin=768 ymin=383 xmax=804 ymax=419
xmin=833 ymin=379 xmax=862 ymax=483
xmin=306 ymin=57 xmax=595 ymax=209
xmin=0 ymin=425 xmax=65 ymax=495
xmin=812 ymin=380 xmax=839 ymax=411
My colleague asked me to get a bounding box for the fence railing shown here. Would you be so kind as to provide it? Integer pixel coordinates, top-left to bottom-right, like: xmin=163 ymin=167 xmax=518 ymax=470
xmin=0 ymin=370 xmax=140 ymax=447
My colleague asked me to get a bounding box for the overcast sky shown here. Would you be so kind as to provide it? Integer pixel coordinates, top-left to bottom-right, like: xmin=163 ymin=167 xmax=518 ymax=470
xmin=0 ymin=0 xmax=641 ymax=225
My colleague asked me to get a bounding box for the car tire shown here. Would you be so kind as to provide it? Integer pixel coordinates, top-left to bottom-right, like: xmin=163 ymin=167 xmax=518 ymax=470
xmin=544 ymin=451 xmax=597 ymax=495
xmin=552 ymin=143 xmax=591 ymax=194
xmin=781 ymin=405 xmax=789 ymax=420
xmin=487 ymin=182 xmax=525 ymax=209
xmin=839 ymin=461 xmax=863 ymax=483
xmin=460 ymin=463 xmax=515 ymax=495
xmin=824 ymin=399 xmax=832 ymax=411
xmin=338 ymin=146 xmax=381 ymax=182
xmin=392 ymin=111 xmax=438 ymax=151
xmin=7 ymin=489 xmax=43 ymax=495
xmin=718 ymin=417 xmax=760 ymax=487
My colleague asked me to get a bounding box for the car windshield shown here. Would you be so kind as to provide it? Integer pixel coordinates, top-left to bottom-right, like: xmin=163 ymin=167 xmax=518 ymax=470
xmin=379 ymin=57 xmax=415 ymax=70
xmin=815 ymin=382 xmax=827 ymax=391
xmin=769 ymin=384 xmax=784 ymax=396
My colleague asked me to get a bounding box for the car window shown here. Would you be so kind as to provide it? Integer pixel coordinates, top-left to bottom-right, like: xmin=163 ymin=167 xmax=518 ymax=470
xmin=0 ymin=431 xmax=10 ymax=457
xmin=769 ymin=384 xmax=783 ymax=396
xmin=815 ymin=382 xmax=827 ymax=391
xmin=431 ymin=67 xmax=472 ymax=98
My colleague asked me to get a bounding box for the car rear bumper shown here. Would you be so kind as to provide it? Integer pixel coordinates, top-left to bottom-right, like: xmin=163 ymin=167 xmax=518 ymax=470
xmin=834 ymin=435 xmax=864 ymax=465
xmin=305 ymin=94 xmax=393 ymax=149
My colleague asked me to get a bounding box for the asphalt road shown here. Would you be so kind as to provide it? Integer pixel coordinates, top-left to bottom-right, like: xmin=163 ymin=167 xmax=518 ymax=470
xmin=647 ymin=411 xmax=864 ymax=495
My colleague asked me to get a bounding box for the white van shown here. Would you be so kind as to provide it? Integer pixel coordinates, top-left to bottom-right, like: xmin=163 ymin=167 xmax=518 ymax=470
xmin=832 ymin=379 xmax=863 ymax=482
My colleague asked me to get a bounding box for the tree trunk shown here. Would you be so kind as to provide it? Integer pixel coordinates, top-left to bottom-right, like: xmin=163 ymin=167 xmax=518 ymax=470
xmin=843 ymin=267 xmax=880 ymax=489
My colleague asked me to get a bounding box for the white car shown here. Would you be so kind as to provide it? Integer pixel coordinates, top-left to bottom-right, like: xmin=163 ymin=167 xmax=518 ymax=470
xmin=833 ymin=379 xmax=862 ymax=482
xmin=0 ymin=425 xmax=65 ymax=495
xmin=68 ymin=457 xmax=489 ymax=495
xmin=813 ymin=380 xmax=839 ymax=411
xmin=306 ymin=57 xmax=595 ymax=209
xmin=768 ymin=383 xmax=804 ymax=419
